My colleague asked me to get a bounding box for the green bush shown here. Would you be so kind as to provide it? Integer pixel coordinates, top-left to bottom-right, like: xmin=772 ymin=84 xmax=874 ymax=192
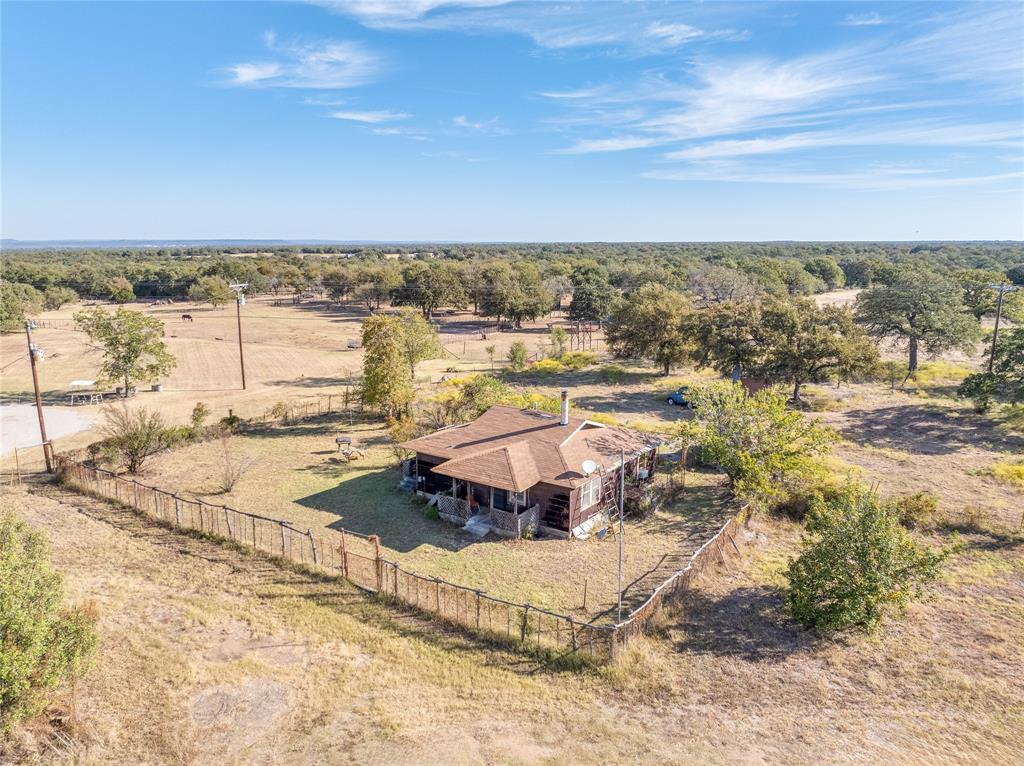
xmin=558 ymin=351 xmax=597 ymax=370
xmin=424 ymin=505 xmax=439 ymax=521
xmin=0 ymin=511 xmax=98 ymax=734
xmin=507 ymin=341 xmax=529 ymax=371
xmin=891 ymin=491 xmax=940 ymax=531
xmin=530 ymin=358 xmax=565 ymax=375
xmin=785 ymin=487 xmax=947 ymax=634
xmin=600 ymin=363 xmax=627 ymax=383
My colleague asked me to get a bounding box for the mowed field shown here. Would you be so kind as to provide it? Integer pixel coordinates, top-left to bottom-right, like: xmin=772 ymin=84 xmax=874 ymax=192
xmin=0 ymin=296 xmax=611 ymax=468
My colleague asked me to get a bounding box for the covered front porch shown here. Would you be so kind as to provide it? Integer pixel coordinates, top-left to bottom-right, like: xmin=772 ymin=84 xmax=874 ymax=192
xmin=426 ymin=475 xmax=540 ymax=539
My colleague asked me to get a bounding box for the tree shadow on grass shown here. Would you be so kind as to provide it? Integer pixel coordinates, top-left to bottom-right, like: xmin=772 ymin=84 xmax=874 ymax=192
xmin=264 ymin=376 xmax=358 ymax=388
xmin=837 ymin=404 xmax=1024 ymax=456
xmin=670 ymin=586 xmax=813 ymax=662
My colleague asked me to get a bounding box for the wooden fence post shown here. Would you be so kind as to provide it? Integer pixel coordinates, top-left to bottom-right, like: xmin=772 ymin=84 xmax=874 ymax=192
xmin=174 ymin=494 xmax=182 ymax=526
xmin=475 ymin=590 xmax=482 ymax=629
xmin=371 ymin=535 xmax=382 ymax=591
xmin=251 ymin=516 xmax=257 ymax=547
xmin=393 ymin=562 xmax=400 ymax=598
xmin=224 ymin=507 xmax=233 ymax=539
xmin=340 ymin=529 xmax=349 ymax=578
xmin=521 ymin=606 xmax=530 ymax=643
xmin=280 ymin=522 xmax=286 ymax=557
xmin=308 ymin=528 xmax=318 ymax=565
xmin=569 ymin=616 xmax=578 ymax=652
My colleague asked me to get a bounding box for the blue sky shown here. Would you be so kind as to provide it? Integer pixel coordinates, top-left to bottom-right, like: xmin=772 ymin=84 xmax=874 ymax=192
xmin=2 ymin=1 xmax=1022 ymax=241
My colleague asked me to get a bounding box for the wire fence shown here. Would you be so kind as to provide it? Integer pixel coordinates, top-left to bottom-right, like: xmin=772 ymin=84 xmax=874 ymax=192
xmin=56 ymin=457 xmax=621 ymax=662
xmin=12 ymin=385 xmax=745 ymax=662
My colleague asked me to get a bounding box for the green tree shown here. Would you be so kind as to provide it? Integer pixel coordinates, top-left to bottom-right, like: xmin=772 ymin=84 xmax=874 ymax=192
xmin=854 ymin=268 xmax=980 ymax=372
xmin=804 ymin=257 xmax=846 ymax=290
xmin=507 ymin=341 xmax=528 ymax=371
xmin=187 ymin=275 xmax=233 ymax=307
xmin=550 ymin=325 xmax=568 ymax=356
xmin=688 ymin=383 xmax=837 ymax=511
xmin=758 ymin=299 xmax=880 ymax=402
xmin=397 ymin=309 xmax=442 ymax=379
xmin=953 ymin=268 xmax=1007 ymax=320
xmin=0 ymin=281 xmax=44 ymax=332
xmin=398 ymin=262 xmax=467 ymax=319
xmin=686 ymin=301 xmax=769 ymax=379
xmin=361 ymin=314 xmax=413 ymax=418
xmin=606 ymin=283 xmax=692 ymax=375
xmin=0 ymin=511 xmax=98 ymax=734
xmin=958 ymin=328 xmax=1024 ymax=411
xmin=479 ymin=262 xmax=551 ymax=328
xmin=568 ymin=263 xmax=617 ymax=321
xmin=108 ymin=276 xmax=135 ymax=303
xmin=74 ymin=306 xmax=176 ymax=395
xmin=42 ymin=286 xmax=78 ymax=311
xmin=688 ymin=264 xmax=758 ymax=305
xmin=786 ymin=487 xmax=947 ymax=634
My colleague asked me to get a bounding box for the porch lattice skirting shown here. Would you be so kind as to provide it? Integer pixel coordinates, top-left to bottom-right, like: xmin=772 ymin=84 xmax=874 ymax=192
xmin=437 ymin=494 xmax=472 ymax=524
xmin=489 ymin=504 xmax=540 ymax=537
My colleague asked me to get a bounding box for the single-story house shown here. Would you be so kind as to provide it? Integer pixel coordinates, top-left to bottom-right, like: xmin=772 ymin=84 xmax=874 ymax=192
xmin=400 ymin=390 xmax=660 ymax=538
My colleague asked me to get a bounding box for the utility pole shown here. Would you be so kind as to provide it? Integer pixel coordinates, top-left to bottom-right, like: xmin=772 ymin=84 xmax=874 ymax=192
xmin=987 ymin=283 xmax=1020 ymax=373
xmin=24 ymin=321 xmax=53 ymax=473
xmin=617 ymin=446 xmax=625 ymax=623
xmin=229 ymin=283 xmax=248 ymax=390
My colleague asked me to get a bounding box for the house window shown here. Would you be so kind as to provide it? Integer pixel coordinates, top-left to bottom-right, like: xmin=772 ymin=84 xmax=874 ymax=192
xmin=580 ymin=478 xmax=601 ymax=509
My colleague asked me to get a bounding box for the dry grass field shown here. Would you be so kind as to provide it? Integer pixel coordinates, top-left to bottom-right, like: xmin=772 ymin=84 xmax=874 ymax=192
xmin=4 ymin=289 xmax=1024 ymax=764
xmin=135 ymin=415 xmax=731 ymax=619
xmin=4 ymin=481 xmax=1021 ymax=765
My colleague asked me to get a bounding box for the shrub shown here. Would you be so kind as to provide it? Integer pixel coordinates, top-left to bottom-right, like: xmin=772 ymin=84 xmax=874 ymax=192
xmin=891 ymin=491 xmax=940 ymax=531
xmin=786 ymin=487 xmax=947 ymax=634
xmin=217 ymin=435 xmax=257 ymax=493
xmin=0 ymin=511 xmax=98 ymax=734
xmin=424 ymin=505 xmax=439 ymax=521
xmin=507 ymin=341 xmax=528 ymax=371
xmin=600 ymin=363 xmax=627 ymax=383
xmin=218 ymin=413 xmax=243 ymax=434
xmin=268 ymin=401 xmax=291 ymax=423
xmin=191 ymin=401 xmax=210 ymax=430
xmin=990 ymin=460 xmax=1024 ymax=490
xmin=530 ymin=358 xmax=564 ymax=375
xmin=558 ymin=351 xmax=597 ymax=370
xmin=98 ymin=405 xmax=171 ymax=473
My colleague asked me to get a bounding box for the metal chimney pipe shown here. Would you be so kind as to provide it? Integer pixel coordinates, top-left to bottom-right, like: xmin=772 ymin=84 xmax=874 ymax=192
xmin=560 ymin=388 xmax=569 ymax=425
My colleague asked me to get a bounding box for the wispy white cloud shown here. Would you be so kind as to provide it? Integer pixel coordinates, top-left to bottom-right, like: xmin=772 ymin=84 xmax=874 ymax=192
xmin=373 ymin=126 xmax=431 ymax=141
xmin=644 ymin=165 xmax=1024 ymax=191
xmin=222 ymin=33 xmax=380 ymax=89
xmin=666 ymin=122 xmax=1024 ymax=161
xmin=315 ymin=0 xmax=507 ymax=24
xmin=330 ymin=109 xmax=409 ymax=123
xmin=842 ymin=12 xmax=889 ymax=27
xmin=452 ymin=114 xmax=508 ymax=134
xmin=318 ymin=0 xmax=750 ymax=53
xmin=645 ymin=21 xmax=703 ymax=45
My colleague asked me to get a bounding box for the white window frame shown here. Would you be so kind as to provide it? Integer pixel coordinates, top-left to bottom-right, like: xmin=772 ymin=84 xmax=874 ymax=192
xmin=580 ymin=477 xmax=601 ymax=510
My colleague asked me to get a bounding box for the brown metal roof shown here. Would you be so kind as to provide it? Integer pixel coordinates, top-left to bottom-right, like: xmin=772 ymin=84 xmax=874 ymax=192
xmin=401 ymin=405 xmax=660 ymax=489
xmin=430 ymin=442 xmax=540 ymax=493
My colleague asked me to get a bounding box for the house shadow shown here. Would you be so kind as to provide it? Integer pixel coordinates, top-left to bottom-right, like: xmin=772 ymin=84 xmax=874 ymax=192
xmin=296 ymin=467 xmax=478 ymax=553
xmin=837 ymin=403 xmax=1024 ymax=456
xmin=670 ymin=586 xmax=813 ymax=662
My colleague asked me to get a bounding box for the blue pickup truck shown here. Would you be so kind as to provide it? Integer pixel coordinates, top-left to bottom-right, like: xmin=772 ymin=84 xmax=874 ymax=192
xmin=665 ymin=386 xmax=692 ymax=408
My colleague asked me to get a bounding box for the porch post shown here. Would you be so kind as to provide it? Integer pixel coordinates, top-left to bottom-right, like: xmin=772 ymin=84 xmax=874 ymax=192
xmin=489 ymin=486 xmax=494 ymax=511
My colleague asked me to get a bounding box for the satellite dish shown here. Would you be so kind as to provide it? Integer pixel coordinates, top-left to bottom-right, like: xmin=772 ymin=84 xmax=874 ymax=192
xmin=581 ymin=459 xmax=598 ymax=476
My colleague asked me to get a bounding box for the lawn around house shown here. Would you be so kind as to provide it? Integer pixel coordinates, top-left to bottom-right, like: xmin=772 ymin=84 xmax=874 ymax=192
xmin=138 ymin=412 xmax=734 ymax=620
